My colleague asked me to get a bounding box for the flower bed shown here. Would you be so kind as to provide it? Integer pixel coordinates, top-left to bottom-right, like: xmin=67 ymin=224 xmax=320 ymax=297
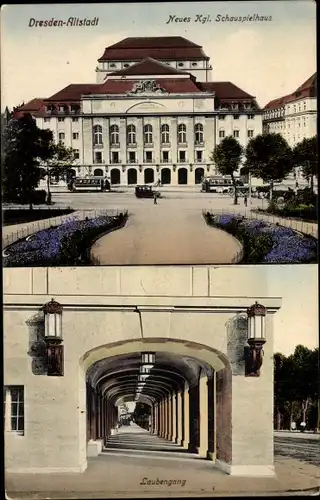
xmin=204 ymin=213 xmax=317 ymax=264
xmin=3 ymin=213 xmax=128 ymax=267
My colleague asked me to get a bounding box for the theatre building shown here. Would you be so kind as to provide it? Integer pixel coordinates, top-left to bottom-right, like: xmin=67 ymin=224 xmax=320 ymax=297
xmin=14 ymin=37 xmax=263 ymax=186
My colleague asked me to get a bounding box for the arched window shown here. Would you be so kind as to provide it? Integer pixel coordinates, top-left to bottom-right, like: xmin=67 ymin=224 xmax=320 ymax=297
xmin=93 ymin=125 xmax=103 ymax=145
xmin=195 ymin=123 xmax=204 ymax=144
xmin=144 ymin=124 xmax=153 ymax=144
xmin=178 ymin=124 xmax=187 ymax=144
xmin=110 ymin=125 xmax=119 ymax=145
xmin=127 ymin=125 xmax=136 ymax=145
xmin=161 ymin=124 xmax=170 ymax=144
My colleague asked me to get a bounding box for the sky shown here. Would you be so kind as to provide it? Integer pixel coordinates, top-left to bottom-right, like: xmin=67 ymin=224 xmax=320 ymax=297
xmin=0 ymin=1 xmax=316 ymax=111
xmin=267 ymin=265 xmax=318 ymax=356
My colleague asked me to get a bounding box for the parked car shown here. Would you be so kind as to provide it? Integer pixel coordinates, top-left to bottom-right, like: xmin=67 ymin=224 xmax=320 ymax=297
xmin=135 ymin=185 xmax=160 ymax=198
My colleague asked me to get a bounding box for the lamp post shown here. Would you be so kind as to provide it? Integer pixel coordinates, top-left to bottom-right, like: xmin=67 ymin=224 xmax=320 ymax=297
xmin=245 ymin=302 xmax=267 ymax=377
xmin=41 ymin=298 xmax=64 ymax=376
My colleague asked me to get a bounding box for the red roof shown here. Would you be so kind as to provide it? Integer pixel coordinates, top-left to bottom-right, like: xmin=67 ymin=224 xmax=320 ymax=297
xmin=99 ymin=78 xmax=203 ymax=94
xmin=108 ymin=57 xmax=190 ymax=77
xmin=198 ymin=82 xmax=255 ymax=99
xmin=12 ymin=98 xmax=46 ymax=118
xmin=264 ymin=73 xmax=316 ymax=109
xmin=98 ymin=36 xmax=209 ymax=61
xmin=46 ymin=84 xmax=101 ymax=101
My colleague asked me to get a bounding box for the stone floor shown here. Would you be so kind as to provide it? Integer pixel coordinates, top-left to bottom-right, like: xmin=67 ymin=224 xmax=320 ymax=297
xmin=5 ymin=425 xmax=320 ymax=498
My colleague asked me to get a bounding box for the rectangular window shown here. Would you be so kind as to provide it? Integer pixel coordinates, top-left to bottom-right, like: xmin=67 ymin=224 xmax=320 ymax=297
xmin=4 ymin=386 xmax=24 ymax=435
xmin=58 ymin=132 xmax=65 ymax=141
xmin=111 ymin=152 xmax=119 ymax=163
xmin=196 ymin=150 xmax=203 ymax=162
xmin=233 ymin=115 xmax=239 ymax=120
xmin=128 ymin=151 xmax=136 ymax=163
xmin=95 ymin=152 xmax=102 ymax=164
xmin=145 ymin=151 xmax=153 ymax=163
xmin=72 ymin=117 xmax=79 ymax=122
xmin=73 ymin=133 xmax=79 ymax=140
xmin=247 ymin=115 xmax=254 ymax=120
xmin=73 ymin=149 xmax=79 ymax=159
xmin=247 ymin=130 xmax=254 ymax=138
xmin=58 ymin=117 xmax=65 ymax=122
xmin=233 ymin=130 xmax=239 ymax=138
xmin=162 ymin=151 xmax=169 ymax=163
xmin=219 ymin=130 xmax=225 ymax=138
xmin=179 ymin=150 xmax=186 ymax=163
xmin=44 ymin=117 xmax=51 ymax=123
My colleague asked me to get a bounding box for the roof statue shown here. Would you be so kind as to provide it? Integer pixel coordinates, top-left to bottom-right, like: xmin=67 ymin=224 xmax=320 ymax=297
xmin=127 ymin=80 xmax=167 ymax=95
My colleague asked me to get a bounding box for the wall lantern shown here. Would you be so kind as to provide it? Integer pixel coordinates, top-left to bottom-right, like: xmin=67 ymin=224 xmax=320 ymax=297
xmin=173 ymin=165 xmax=177 ymax=172
xmin=105 ymin=167 xmax=109 ymax=174
xmin=88 ymin=166 xmax=92 ymax=173
xmin=122 ymin=165 xmax=126 ymax=172
xmin=139 ymin=165 xmax=143 ymax=172
xmin=245 ymin=302 xmax=267 ymax=377
xmin=156 ymin=165 xmax=160 ymax=172
xmin=206 ymin=165 xmax=211 ymax=172
xmin=41 ymin=298 xmax=64 ymax=377
xmin=189 ymin=163 xmax=193 ymax=172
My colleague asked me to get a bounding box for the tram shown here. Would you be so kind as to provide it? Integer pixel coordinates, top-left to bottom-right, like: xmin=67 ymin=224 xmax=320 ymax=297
xmin=67 ymin=176 xmax=111 ymax=192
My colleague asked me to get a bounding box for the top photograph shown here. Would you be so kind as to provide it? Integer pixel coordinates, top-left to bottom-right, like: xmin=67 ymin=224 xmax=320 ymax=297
xmin=1 ymin=1 xmax=317 ymax=267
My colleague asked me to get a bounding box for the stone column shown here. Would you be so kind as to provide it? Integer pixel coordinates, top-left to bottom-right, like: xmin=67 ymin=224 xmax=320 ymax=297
xmin=159 ymin=399 xmax=164 ymax=437
xmin=137 ymin=117 xmax=144 ymax=165
xmin=119 ymin=118 xmax=127 ymax=185
xmin=163 ymin=398 xmax=168 ymax=439
xmin=182 ymin=382 xmax=190 ymax=449
xmin=170 ymin=118 xmax=178 ymax=170
xmin=172 ymin=392 xmax=177 ymax=443
xmin=176 ymin=389 xmax=183 ymax=445
xmin=167 ymin=394 xmax=172 ymax=440
xmin=198 ymin=374 xmax=209 ymax=458
xmin=103 ymin=117 xmax=110 ymax=170
xmin=187 ymin=116 xmax=195 ymax=166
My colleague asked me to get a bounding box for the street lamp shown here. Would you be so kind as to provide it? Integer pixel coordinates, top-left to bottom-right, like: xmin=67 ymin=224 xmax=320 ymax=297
xmin=41 ymin=298 xmax=64 ymax=377
xmin=245 ymin=301 xmax=267 ymax=377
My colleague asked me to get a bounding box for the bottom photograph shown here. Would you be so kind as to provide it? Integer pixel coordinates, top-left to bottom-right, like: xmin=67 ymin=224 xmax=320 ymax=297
xmin=3 ymin=264 xmax=318 ymax=499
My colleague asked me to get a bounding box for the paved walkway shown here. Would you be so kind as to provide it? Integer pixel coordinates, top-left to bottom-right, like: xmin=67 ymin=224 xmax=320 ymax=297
xmin=90 ymin=203 xmax=242 ymax=265
xmin=6 ymin=425 xmax=320 ymax=498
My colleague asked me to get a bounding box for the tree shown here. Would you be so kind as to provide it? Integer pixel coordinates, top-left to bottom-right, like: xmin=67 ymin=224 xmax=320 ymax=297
xmin=245 ymin=133 xmax=293 ymax=199
xmin=2 ymin=113 xmax=50 ymax=209
xmin=293 ymin=137 xmax=317 ymax=193
xmin=39 ymin=140 xmax=76 ymax=204
xmin=210 ymin=136 xmax=243 ymax=204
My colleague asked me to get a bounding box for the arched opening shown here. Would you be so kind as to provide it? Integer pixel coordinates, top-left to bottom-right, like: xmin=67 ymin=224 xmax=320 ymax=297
xmin=80 ymin=339 xmax=232 ymax=471
xmin=161 ymin=168 xmax=171 ymax=185
xmin=127 ymin=168 xmax=137 ymax=185
xmin=110 ymin=169 xmax=120 ymax=185
xmin=144 ymin=169 xmax=154 ymax=184
xmin=195 ymin=168 xmax=204 ymax=185
xmin=94 ymin=168 xmax=103 ymax=177
xmin=178 ymin=168 xmax=188 ymax=185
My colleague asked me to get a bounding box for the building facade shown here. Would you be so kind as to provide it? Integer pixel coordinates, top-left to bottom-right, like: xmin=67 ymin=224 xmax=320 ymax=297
xmin=14 ymin=37 xmax=263 ymax=186
xmin=4 ymin=266 xmax=282 ymax=476
xmin=263 ymin=73 xmax=317 ymax=149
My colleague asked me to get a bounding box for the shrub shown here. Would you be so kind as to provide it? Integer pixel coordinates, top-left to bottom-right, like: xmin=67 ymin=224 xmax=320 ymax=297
xmin=3 ymin=213 xmax=128 ymax=267
xmin=204 ymin=213 xmax=317 ymax=264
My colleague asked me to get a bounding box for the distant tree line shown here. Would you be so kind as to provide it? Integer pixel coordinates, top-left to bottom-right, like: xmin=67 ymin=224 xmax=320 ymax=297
xmin=211 ymin=133 xmax=317 ymax=204
xmin=274 ymin=345 xmax=319 ymax=431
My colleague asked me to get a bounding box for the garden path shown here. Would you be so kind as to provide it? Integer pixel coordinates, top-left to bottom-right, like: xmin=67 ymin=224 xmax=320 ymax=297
xmin=90 ymin=202 xmax=242 ymax=265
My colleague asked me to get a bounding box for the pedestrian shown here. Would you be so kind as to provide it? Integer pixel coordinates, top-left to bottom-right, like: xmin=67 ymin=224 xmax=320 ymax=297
xmin=300 ymin=421 xmax=306 ymax=432
xmin=244 ymin=195 xmax=248 ymax=207
xmin=291 ymin=421 xmax=296 ymax=432
xmin=153 ymin=192 xmax=157 ymax=205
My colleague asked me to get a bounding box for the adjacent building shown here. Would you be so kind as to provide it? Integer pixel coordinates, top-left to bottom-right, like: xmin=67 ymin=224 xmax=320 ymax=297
xmin=13 ymin=37 xmax=263 ymax=186
xmin=263 ymin=73 xmax=317 ymax=148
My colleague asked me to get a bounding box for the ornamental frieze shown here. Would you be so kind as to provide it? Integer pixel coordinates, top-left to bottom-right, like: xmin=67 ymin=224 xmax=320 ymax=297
xmin=127 ymin=80 xmax=167 ymax=95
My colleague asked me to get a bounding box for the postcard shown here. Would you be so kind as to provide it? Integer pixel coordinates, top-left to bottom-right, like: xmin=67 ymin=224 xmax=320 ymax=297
xmin=2 ymin=2 xmax=318 ymax=499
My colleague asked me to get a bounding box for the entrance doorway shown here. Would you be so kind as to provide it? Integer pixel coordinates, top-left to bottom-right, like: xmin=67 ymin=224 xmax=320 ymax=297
xmin=161 ymin=168 xmax=171 ymax=185
xmin=144 ymin=169 xmax=154 ymax=184
xmin=195 ymin=168 xmax=204 ymax=185
xmin=110 ymin=169 xmax=120 ymax=185
xmin=178 ymin=168 xmax=188 ymax=185
xmin=127 ymin=169 xmax=137 ymax=185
